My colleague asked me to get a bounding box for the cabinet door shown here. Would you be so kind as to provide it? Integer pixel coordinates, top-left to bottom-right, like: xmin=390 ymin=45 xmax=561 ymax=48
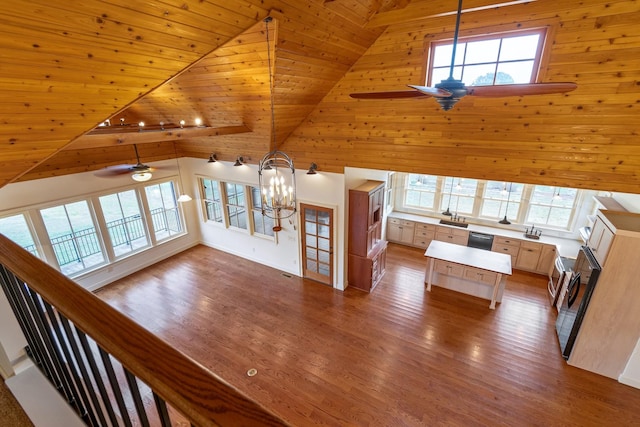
xmin=516 ymin=242 xmax=541 ymax=271
xmin=387 ymin=220 xmax=402 ymax=242
xmin=434 ymin=260 xmax=464 ymax=277
xmin=463 ymin=267 xmax=497 ymax=285
xmin=536 ymin=244 xmax=557 ymax=276
xmin=589 ymin=217 xmax=614 ymax=266
xmin=413 ymin=224 xmax=435 ymax=248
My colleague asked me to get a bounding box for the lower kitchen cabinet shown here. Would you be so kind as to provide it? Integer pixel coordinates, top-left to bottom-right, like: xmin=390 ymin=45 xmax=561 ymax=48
xmin=434 ymin=225 xmax=469 ymax=246
xmin=515 ymin=241 xmax=542 ymax=271
xmin=348 ymin=242 xmax=387 ymax=292
xmin=387 ymin=218 xmax=414 ymax=244
xmin=413 ymin=223 xmax=435 ymax=248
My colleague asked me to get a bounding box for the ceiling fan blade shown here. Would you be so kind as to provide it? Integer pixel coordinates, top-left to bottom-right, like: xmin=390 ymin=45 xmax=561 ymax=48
xmin=350 ymin=90 xmax=430 ymax=99
xmin=408 ymin=85 xmax=454 ymax=98
xmin=466 ymin=82 xmax=578 ymax=97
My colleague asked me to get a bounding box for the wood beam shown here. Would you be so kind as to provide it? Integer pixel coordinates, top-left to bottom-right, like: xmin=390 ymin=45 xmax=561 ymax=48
xmin=64 ymin=125 xmax=252 ymax=150
xmin=366 ymin=0 xmax=537 ymax=28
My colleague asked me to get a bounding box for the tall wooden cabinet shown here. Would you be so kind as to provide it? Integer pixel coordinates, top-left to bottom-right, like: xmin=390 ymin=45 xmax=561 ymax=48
xmin=348 ymin=180 xmax=387 ymax=292
xmin=568 ymin=210 xmax=640 ymax=379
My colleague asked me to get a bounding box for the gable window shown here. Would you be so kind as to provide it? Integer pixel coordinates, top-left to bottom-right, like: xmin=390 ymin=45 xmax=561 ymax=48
xmin=201 ymin=178 xmax=224 ymax=224
xmin=428 ymin=29 xmax=546 ymax=87
xmin=250 ymin=187 xmax=275 ymax=237
xmin=40 ymin=201 xmax=105 ymax=276
xmin=225 ymin=183 xmax=247 ymax=230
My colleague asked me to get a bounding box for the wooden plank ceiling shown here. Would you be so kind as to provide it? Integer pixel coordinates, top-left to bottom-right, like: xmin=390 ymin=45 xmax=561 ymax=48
xmin=2 ymin=0 xmax=640 ymax=193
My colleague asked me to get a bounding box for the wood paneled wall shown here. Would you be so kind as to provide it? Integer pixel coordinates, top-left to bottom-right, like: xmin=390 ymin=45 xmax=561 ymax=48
xmin=1 ymin=0 xmax=271 ymax=186
xmin=283 ymin=0 xmax=640 ymax=193
xmin=3 ymin=1 xmax=639 ymax=195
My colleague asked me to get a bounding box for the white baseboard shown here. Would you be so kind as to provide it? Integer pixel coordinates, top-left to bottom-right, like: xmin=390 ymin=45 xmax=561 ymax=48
xmin=619 ymin=374 xmax=640 ymax=390
xmin=6 ymin=365 xmax=85 ymax=427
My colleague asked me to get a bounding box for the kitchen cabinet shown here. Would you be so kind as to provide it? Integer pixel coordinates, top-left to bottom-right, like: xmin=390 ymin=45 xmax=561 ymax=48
xmin=515 ymin=241 xmax=542 ymax=271
xmin=536 ymin=244 xmax=557 ymax=276
xmin=413 ymin=223 xmax=435 ymax=248
xmin=387 ymin=218 xmax=415 ymax=245
xmin=587 ymin=215 xmax=614 ymax=267
xmin=568 ymin=210 xmax=640 ymax=379
xmin=348 ymin=181 xmax=387 ymax=292
xmin=434 ymin=225 xmax=469 ymax=246
xmin=513 ymin=240 xmax=556 ymax=276
xmin=492 ymin=236 xmax=520 ymax=265
xmin=425 ymin=241 xmax=511 ymax=309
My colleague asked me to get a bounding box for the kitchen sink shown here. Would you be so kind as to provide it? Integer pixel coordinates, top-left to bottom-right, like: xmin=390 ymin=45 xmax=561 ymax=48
xmin=439 ymin=219 xmax=469 ymax=228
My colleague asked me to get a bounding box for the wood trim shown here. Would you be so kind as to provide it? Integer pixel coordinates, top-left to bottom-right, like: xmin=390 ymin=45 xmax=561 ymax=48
xmin=64 ymin=125 xmax=252 ymax=150
xmin=0 ymin=235 xmax=287 ymax=427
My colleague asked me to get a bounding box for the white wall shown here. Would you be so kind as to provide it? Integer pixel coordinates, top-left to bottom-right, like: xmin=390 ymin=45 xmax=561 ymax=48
xmin=188 ymin=158 xmax=347 ymax=288
xmin=620 ymin=338 xmax=640 ymax=389
xmin=0 ymin=160 xmax=199 ymax=366
xmin=612 ymin=192 xmax=640 ymax=213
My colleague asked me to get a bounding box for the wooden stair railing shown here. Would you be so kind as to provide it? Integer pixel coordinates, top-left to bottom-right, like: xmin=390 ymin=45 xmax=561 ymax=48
xmin=0 ymin=234 xmax=288 ymax=427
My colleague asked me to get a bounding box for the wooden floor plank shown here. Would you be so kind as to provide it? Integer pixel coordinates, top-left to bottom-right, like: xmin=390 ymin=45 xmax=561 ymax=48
xmin=95 ymin=243 xmax=640 ymax=426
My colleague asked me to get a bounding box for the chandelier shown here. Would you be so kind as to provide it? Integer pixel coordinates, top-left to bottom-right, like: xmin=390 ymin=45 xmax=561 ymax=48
xmin=258 ymin=16 xmax=296 ymax=229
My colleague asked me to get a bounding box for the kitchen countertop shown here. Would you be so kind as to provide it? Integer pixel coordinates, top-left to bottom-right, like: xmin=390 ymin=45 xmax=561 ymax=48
xmin=388 ymin=211 xmax=583 ymax=258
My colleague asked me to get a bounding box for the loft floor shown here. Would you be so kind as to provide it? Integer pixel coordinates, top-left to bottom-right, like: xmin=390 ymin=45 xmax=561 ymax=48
xmin=95 ymin=243 xmax=640 ymax=426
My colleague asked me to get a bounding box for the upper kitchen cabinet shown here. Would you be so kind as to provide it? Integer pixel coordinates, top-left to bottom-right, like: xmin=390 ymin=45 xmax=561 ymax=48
xmin=587 ymin=215 xmax=615 ymax=267
xmin=569 ymin=210 xmax=640 ymax=379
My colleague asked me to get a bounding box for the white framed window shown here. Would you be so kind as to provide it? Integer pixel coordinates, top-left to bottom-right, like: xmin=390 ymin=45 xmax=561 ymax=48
xmin=405 ymin=174 xmax=438 ymax=209
xmin=525 ymin=186 xmax=578 ymax=228
xmin=40 ymin=201 xmax=105 ymax=276
xmin=480 ymin=181 xmax=524 ymax=221
xmin=442 ymin=177 xmax=478 ymax=215
xmin=224 ymin=183 xmax=247 ymax=230
xmin=0 ymin=213 xmax=40 ymax=257
xmin=250 ymin=187 xmax=275 ymax=237
xmin=144 ymin=181 xmax=184 ymax=241
xmin=98 ymin=190 xmax=149 ymax=257
xmin=398 ymin=173 xmax=580 ymax=231
xmin=428 ymin=28 xmax=546 ymax=86
xmin=201 ymin=178 xmax=224 ymax=223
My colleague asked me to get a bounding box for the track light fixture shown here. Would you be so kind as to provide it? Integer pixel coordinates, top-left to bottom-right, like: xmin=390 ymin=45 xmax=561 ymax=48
xmin=306 ymin=163 xmax=318 ymax=175
xmin=234 ymin=156 xmax=245 ymax=167
xmin=208 ymin=153 xmax=217 ymax=163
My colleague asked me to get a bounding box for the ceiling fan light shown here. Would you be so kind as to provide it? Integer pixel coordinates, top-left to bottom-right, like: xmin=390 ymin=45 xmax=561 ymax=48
xmin=131 ymin=171 xmax=152 ymax=182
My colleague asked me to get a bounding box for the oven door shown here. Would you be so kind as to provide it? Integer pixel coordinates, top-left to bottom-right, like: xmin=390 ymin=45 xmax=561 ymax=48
xmin=548 ymin=256 xmax=565 ymax=307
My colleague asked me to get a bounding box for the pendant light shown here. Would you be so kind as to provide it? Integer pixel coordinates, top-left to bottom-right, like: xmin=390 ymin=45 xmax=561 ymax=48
xmin=499 ymin=182 xmax=512 ymax=224
xmin=442 ymin=177 xmax=454 ymax=216
xmin=258 ymin=16 xmax=296 ymax=230
xmin=174 ymin=144 xmax=192 ymax=203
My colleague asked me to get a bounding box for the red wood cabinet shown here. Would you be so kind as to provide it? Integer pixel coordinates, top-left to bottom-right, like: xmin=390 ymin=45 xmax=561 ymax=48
xmin=348 ymin=180 xmax=387 ymax=292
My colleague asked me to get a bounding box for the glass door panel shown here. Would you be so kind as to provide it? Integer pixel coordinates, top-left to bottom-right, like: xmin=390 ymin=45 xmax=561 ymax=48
xmin=301 ymin=204 xmax=333 ymax=286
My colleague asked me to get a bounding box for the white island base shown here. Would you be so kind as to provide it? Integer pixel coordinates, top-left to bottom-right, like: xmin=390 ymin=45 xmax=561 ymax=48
xmin=424 ymin=241 xmax=512 ymax=309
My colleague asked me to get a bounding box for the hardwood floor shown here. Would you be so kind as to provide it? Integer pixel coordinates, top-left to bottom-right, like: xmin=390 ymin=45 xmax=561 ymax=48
xmin=95 ymin=243 xmax=640 ymax=426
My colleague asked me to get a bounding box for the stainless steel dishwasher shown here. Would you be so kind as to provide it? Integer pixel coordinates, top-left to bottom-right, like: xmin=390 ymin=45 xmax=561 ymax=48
xmin=467 ymin=231 xmax=494 ymax=251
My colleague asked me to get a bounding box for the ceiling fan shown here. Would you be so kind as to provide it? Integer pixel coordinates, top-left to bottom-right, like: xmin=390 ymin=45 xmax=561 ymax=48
xmin=95 ymin=144 xmax=169 ymax=182
xmin=349 ymin=0 xmax=577 ymax=110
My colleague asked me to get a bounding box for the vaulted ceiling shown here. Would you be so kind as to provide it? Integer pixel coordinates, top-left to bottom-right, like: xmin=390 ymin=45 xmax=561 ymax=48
xmin=2 ymin=0 xmax=639 ymax=193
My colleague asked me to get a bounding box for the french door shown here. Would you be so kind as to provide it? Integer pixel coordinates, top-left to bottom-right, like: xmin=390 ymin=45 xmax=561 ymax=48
xmin=300 ymin=204 xmax=334 ymax=286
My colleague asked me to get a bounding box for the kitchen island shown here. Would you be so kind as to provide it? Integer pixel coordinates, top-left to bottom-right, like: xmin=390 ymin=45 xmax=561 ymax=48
xmin=425 ymin=241 xmax=512 ymax=309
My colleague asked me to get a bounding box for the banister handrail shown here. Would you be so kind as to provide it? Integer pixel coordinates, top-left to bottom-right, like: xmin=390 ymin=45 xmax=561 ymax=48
xmin=0 ymin=234 xmax=288 ymax=427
